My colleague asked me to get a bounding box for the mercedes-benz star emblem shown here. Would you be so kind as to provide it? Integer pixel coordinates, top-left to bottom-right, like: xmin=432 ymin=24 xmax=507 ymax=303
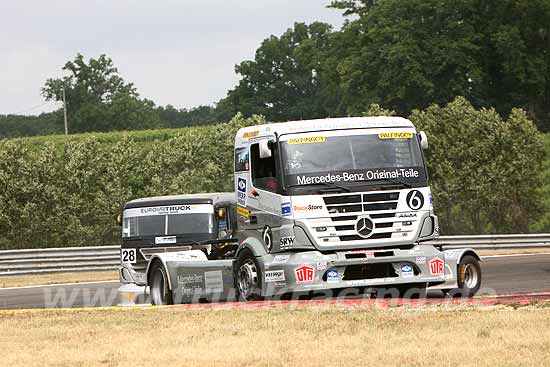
xmin=355 ymin=217 xmax=374 ymax=238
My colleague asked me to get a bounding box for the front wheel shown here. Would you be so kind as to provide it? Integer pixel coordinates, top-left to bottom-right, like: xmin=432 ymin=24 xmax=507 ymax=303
xmin=235 ymin=249 xmax=263 ymax=301
xmin=150 ymin=262 xmax=173 ymax=305
xmin=450 ymin=255 xmax=482 ymax=298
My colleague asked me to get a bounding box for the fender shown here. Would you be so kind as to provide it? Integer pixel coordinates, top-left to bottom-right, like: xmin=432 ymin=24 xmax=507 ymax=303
xmin=429 ymin=248 xmax=481 ymax=290
xmin=236 ymin=236 xmax=268 ymax=258
xmin=443 ymin=248 xmax=481 ymax=265
xmin=145 ymin=250 xmax=208 ymax=290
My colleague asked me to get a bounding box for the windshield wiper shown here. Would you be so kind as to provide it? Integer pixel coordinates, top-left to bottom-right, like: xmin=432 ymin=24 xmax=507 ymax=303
xmin=286 ymin=182 xmax=351 ymax=193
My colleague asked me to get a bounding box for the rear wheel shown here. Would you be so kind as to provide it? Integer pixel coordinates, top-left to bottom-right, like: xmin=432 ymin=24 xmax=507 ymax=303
xmin=150 ymin=263 xmax=173 ymax=305
xmin=450 ymin=255 xmax=481 ymax=297
xmin=235 ymin=249 xmax=263 ymax=301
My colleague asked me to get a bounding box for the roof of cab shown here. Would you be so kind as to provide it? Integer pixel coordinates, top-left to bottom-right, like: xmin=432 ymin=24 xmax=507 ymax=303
xmin=236 ymin=116 xmax=414 ymax=145
xmin=123 ymin=192 xmax=235 ymax=210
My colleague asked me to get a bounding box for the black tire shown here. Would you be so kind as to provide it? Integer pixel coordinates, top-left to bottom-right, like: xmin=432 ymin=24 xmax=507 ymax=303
xmin=235 ymin=249 xmax=263 ymax=301
xmin=450 ymin=255 xmax=482 ymax=298
xmin=149 ymin=262 xmax=174 ymax=305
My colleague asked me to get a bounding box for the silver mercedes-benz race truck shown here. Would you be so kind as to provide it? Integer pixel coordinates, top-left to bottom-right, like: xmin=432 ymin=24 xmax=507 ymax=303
xmin=117 ymin=193 xmax=237 ymax=304
xmin=144 ymin=117 xmax=481 ymax=305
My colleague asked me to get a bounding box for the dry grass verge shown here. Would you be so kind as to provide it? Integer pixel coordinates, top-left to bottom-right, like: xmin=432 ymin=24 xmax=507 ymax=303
xmin=0 ymin=271 xmax=118 ymax=288
xmin=477 ymin=248 xmax=550 ymax=256
xmin=1 ymin=303 xmax=549 ymax=367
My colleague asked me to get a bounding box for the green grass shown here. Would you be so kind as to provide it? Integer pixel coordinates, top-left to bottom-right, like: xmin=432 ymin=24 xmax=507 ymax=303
xmin=3 ymin=125 xmax=215 ymax=145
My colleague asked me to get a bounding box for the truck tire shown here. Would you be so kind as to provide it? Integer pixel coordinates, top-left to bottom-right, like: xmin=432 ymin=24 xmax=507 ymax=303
xmin=451 ymin=255 xmax=482 ymax=298
xmin=235 ymin=249 xmax=263 ymax=301
xmin=150 ymin=262 xmax=173 ymax=305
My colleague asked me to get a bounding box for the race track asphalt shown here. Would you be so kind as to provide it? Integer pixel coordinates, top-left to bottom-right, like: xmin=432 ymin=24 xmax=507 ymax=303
xmin=1 ymin=253 xmax=549 ymax=310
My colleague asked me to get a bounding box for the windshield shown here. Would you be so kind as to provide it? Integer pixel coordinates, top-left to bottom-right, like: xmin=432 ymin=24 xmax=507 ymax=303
xmin=122 ymin=204 xmax=214 ymax=238
xmin=280 ymin=130 xmax=427 ymax=189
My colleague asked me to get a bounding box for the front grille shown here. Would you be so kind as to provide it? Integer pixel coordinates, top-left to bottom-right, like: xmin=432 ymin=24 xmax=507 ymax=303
xmin=321 ymin=192 xmax=401 ymax=242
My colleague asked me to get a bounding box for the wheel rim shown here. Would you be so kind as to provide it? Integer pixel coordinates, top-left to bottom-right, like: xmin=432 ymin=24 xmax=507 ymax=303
xmin=238 ymin=259 xmax=258 ymax=300
xmin=462 ymin=263 xmax=478 ymax=289
xmin=151 ymin=268 xmax=168 ymax=305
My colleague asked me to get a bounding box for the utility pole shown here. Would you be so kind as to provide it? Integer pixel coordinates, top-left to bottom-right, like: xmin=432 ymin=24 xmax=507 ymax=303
xmin=62 ymin=88 xmax=68 ymax=135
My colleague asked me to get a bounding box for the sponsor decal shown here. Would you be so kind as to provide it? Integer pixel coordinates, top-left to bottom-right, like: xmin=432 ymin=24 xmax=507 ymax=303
xmin=178 ymin=273 xmax=203 ymax=286
xmin=295 ymin=265 xmax=315 ymax=283
xmin=378 ymin=132 xmax=413 ymax=139
xmin=272 ymin=255 xmax=291 ymax=264
xmin=237 ymin=206 xmax=250 ymax=218
xmin=274 ymin=281 xmax=287 ymax=288
xmin=316 ymin=261 xmax=327 ymax=271
xmin=401 ymin=264 xmax=414 ymax=278
xmin=280 ymin=236 xmax=295 ymax=249
xmin=350 ymin=250 xmax=375 ymax=258
xmin=243 ymin=131 xmax=259 ymax=139
xmin=287 ymin=136 xmax=326 ymax=145
xmin=406 ymin=190 xmax=424 ymax=210
xmin=327 ymin=269 xmax=339 ymax=283
xmin=281 ymin=202 xmax=292 ymax=217
xmin=124 ymin=204 xmax=213 ymax=218
xmin=295 ymin=168 xmax=420 ymax=186
xmin=398 ymin=213 xmax=417 ymax=218
xmin=237 ymin=177 xmax=247 ymax=207
xmin=265 ymin=270 xmax=285 ymax=283
xmin=155 ymin=236 xmax=176 ymax=245
xmin=293 ymin=204 xmax=323 ymax=211
xmin=429 ymin=258 xmax=444 ymax=276
xmin=204 ymin=270 xmax=224 ymax=293
xmin=415 ymin=256 xmax=426 ymax=265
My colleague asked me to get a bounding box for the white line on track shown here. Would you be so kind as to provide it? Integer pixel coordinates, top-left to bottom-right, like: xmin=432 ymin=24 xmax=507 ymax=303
xmin=481 ymin=252 xmax=550 ymax=259
xmin=0 ymin=280 xmax=119 ymax=291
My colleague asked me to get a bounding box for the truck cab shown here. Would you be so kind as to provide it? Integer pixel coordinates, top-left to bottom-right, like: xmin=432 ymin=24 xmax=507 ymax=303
xmin=232 ymin=116 xmax=479 ymax=299
xmin=117 ymin=193 xmax=237 ymax=304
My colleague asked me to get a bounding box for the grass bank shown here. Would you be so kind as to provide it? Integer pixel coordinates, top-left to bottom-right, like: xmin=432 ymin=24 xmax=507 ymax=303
xmin=1 ymin=304 xmax=549 ymax=367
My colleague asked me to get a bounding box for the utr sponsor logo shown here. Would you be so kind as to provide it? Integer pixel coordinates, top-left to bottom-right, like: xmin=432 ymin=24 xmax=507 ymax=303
xmin=429 ymin=258 xmax=444 ymax=276
xmin=295 ymin=265 xmax=315 ymax=283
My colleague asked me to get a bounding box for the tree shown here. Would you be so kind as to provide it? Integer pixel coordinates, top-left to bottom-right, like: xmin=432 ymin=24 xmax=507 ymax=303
xmin=330 ymin=0 xmax=550 ymax=131
xmin=411 ymin=97 xmax=545 ymax=234
xmin=42 ymin=54 xmax=162 ymax=133
xmin=216 ymin=22 xmax=340 ymax=122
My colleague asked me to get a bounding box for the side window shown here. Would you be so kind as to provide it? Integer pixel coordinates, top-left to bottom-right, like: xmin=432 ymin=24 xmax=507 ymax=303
xmin=250 ymin=143 xmax=279 ymax=193
xmin=235 ymin=147 xmax=249 ymax=172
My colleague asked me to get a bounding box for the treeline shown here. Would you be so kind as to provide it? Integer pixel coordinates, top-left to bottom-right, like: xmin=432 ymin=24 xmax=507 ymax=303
xmin=0 ymin=98 xmax=546 ymax=250
xmin=216 ymin=0 xmax=550 ymax=132
xmin=2 ymin=0 xmax=550 ymax=138
xmin=0 ymin=105 xmax=217 ymax=139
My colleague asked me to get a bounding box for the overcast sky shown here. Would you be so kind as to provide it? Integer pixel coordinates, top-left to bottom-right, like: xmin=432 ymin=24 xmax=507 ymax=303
xmin=0 ymin=1 xmax=345 ymax=115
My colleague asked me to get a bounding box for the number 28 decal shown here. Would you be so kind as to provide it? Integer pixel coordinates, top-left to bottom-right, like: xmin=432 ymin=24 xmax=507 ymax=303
xmin=121 ymin=249 xmax=136 ymax=264
xmin=406 ymin=190 xmax=424 ymax=210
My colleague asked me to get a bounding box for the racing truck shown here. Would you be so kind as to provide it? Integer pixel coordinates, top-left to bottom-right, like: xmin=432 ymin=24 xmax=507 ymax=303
xmin=117 ymin=192 xmax=237 ymax=304
xmin=144 ymin=116 xmax=482 ymax=305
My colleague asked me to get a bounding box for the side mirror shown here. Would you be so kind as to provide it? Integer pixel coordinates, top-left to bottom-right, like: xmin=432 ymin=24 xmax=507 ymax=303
xmin=259 ymin=139 xmax=273 ymax=159
xmin=116 ymin=213 xmax=122 ymax=226
xmin=419 ymin=131 xmax=429 ymax=150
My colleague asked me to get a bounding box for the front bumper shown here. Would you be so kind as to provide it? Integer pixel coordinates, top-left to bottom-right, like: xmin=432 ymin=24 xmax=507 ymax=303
xmin=261 ymin=245 xmax=446 ymax=296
